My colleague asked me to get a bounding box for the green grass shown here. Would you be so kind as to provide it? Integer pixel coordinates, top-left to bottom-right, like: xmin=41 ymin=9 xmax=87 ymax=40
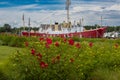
xmin=87 ymin=68 xmax=120 ymax=80
xmin=0 ymin=46 xmax=24 ymax=80
xmin=0 ymin=46 xmax=23 ymax=66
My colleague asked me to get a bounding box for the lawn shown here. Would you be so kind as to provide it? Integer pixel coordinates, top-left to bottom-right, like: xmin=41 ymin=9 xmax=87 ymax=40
xmin=0 ymin=46 xmax=23 ymax=66
xmin=0 ymin=46 xmax=24 ymax=80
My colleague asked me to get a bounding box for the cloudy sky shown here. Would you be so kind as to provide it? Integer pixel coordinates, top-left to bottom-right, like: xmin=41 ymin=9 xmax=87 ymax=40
xmin=0 ymin=0 xmax=120 ymax=27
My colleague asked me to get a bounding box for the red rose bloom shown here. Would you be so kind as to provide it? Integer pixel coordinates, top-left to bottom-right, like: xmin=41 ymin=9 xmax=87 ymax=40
xmin=68 ymin=38 xmax=74 ymax=45
xmin=40 ymin=61 xmax=48 ymax=68
xmin=56 ymin=55 xmax=60 ymax=60
xmin=31 ymin=49 xmax=35 ymax=55
xmin=36 ymin=53 xmax=42 ymax=60
xmin=55 ymin=42 xmax=59 ymax=47
xmin=115 ymin=44 xmax=119 ymax=48
xmin=52 ymin=55 xmax=61 ymax=64
xmin=89 ymin=42 xmax=93 ymax=47
xmin=52 ymin=58 xmax=56 ymax=64
xmin=63 ymin=38 xmax=67 ymax=43
xmin=39 ymin=37 xmax=44 ymax=41
xmin=45 ymin=43 xmax=50 ymax=48
xmin=46 ymin=38 xmax=52 ymax=45
xmin=70 ymin=58 xmax=74 ymax=63
xmin=75 ymin=43 xmax=81 ymax=48
xmin=25 ymin=42 xmax=29 ymax=47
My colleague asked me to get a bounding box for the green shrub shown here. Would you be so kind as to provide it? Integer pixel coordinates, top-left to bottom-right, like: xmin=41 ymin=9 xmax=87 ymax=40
xmin=0 ymin=69 xmax=8 ymax=80
xmin=0 ymin=34 xmax=12 ymax=45
xmin=5 ymin=39 xmax=94 ymax=80
xmin=0 ymin=33 xmax=28 ymax=47
xmin=0 ymin=40 xmax=2 ymax=45
xmin=2 ymin=36 xmax=120 ymax=80
xmin=8 ymin=36 xmax=27 ymax=47
xmin=4 ymin=50 xmax=41 ymax=80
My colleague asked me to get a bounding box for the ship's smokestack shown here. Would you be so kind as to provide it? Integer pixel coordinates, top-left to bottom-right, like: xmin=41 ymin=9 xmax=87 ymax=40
xmin=55 ymin=22 xmax=58 ymax=31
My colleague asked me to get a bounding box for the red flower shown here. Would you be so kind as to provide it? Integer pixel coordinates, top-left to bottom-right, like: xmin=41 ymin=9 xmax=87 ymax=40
xmin=25 ymin=42 xmax=29 ymax=47
xmin=51 ymin=55 xmax=61 ymax=64
xmin=39 ymin=37 xmax=44 ymax=41
xmin=56 ymin=55 xmax=60 ymax=60
xmin=36 ymin=53 xmax=42 ymax=60
xmin=68 ymin=38 xmax=74 ymax=45
xmin=40 ymin=61 xmax=48 ymax=68
xmin=45 ymin=43 xmax=50 ymax=48
xmin=31 ymin=48 xmax=35 ymax=55
xmin=55 ymin=42 xmax=59 ymax=47
xmin=70 ymin=58 xmax=74 ymax=63
xmin=46 ymin=38 xmax=52 ymax=45
xmin=61 ymin=35 xmax=65 ymax=38
xmin=63 ymin=38 xmax=67 ymax=43
xmin=89 ymin=42 xmax=93 ymax=47
xmin=115 ymin=44 xmax=119 ymax=48
xmin=52 ymin=57 xmax=56 ymax=64
xmin=75 ymin=43 xmax=81 ymax=48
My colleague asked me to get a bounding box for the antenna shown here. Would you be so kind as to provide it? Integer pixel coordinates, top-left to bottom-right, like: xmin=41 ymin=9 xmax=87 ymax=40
xmin=66 ymin=0 xmax=71 ymax=23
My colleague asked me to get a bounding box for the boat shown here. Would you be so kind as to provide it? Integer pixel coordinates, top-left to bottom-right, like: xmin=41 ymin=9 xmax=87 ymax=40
xmin=22 ymin=0 xmax=107 ymax=38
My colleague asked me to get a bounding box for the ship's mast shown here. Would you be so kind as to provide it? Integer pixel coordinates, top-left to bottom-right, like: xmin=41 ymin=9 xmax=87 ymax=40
xmin=22 ymin=13 xmax=25 ymax=31
xmin=101 ymin=16 xmax=102 ymax=27
xmin=66 ymin=0 xmax=71 ymax=23
xmin=28 ymin=17 xmax=31 ymax=37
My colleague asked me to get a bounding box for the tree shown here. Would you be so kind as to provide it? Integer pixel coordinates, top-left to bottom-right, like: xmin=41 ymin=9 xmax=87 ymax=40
xmin=3 ymin=24 xmax=12 ymax=32
xmin=0 ymin=27 xmax=4 ymax=32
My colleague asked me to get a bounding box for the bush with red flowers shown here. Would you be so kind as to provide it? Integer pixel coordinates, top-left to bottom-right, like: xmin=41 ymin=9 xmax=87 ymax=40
xmin=3 ymin=36 xmax=120 ymax=80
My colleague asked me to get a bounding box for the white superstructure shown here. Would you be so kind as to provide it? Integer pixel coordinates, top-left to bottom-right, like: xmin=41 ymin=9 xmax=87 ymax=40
xmin=38 ymin=23 xmax=84 ymax=34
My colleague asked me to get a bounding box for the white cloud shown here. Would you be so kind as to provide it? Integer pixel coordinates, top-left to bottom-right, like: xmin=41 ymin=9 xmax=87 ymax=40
xmin=106 ymin=4 xmax=120 ymax=11
xmin=16 ymin=4 xmax=39 ymax=10
xmin=0 ymin=1 xmax=120 ymax=27
xmin=72 ymin=5 xmax=103 ymax=12
xmin=0 ymin=7 xmax=67 ymax=27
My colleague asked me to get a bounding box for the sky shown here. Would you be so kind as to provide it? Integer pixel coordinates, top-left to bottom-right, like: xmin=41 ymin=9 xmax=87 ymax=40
xmin=0 ymin=0 xmax=120 ymax=27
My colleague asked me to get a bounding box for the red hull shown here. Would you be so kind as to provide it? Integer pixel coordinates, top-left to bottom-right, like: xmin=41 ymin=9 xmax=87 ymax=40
xmin=22 ymin=27 xmax=107 ymax=38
